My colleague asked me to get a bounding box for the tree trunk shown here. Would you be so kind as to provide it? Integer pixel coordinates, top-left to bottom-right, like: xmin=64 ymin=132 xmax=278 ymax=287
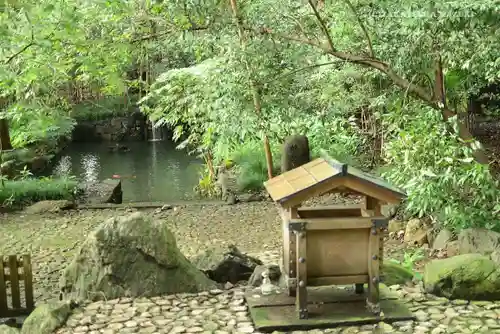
xmin=0 ymin=118 xmax=13 ymax=151
xmin=230 ymin=0 xmax=274 ymax=179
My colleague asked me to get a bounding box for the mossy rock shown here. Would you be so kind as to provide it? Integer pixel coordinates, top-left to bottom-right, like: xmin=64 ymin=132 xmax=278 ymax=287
xmin=382 ymin=262 xmax=415 ymax=285
xmin=21 ymin=301 xmax=72 ymax=334
xmin=0 ymin=324 xmax=20 ymax=334
xmin=59 ymin=212 xmax=217 ymax=301
xmin=424 ymin=253 xmax=500 ymax=300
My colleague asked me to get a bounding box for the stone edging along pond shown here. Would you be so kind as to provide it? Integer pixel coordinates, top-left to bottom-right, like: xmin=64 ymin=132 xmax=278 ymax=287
xmin=76 ymin=192 xmax=271 ymax=210
xmin=77 ymin=201 xmax=228 ymax=210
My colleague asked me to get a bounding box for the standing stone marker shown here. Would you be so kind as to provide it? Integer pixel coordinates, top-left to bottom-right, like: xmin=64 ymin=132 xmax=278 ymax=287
xmin=281 ymin=135 xmax=311 ymax=173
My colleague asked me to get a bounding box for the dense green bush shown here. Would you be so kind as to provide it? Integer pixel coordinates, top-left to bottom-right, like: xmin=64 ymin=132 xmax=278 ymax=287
xmin=229 ymin=141 xmax=282 ymax=192
xmin=71 ymin=95 xmax=139 ymax=121
xmin=381 ymin=103 xmax=500 ymax=231
xmin=5 ymin=103 xmax=75 ymax=149
xmin=0 ymin=177 xmax=80 ymax=207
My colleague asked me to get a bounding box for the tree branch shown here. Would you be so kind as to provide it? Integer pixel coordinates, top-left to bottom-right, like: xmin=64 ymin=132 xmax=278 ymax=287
xmin=130 ymin=25 xmax=209 ymax=43
xmin=4 ymin=12 xmax=35 ymax=64
xmin=307 ymin=0 xmax=336 ymax=52
xmin=5 ymin=42 xmax=34 ymax=64
xmin=342 ymin=0 xmax=374 ymax=57
xmin=249 ymin=26 xmax=432 ymax=104
xmin=248 ymin=25 xmax=489 ymax=165
xmin=270 ymin=61 xmax=341 ymax=82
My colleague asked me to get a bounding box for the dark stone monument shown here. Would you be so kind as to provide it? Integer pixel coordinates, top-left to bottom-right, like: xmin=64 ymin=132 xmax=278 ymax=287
xmin=281 ymin=135 xmax=311 ymax=173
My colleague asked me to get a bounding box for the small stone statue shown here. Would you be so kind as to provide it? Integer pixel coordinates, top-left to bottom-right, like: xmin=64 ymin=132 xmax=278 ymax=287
xmin=216 ymin=165 xmax=239 ymax=204
xmin=260 ymin=270 xmax=274 ymax=295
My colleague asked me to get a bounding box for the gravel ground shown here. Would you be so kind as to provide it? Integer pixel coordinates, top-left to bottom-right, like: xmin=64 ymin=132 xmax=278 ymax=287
xmin=1 ymin=200 xmax=500 ymax=333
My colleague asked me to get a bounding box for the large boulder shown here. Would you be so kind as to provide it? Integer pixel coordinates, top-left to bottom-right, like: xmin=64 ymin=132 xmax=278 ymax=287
xmin=20 ymin=301 xmax=73 ymax=334
xmin=192 ymin=245 xmax=262 ymax=284
xmin=423 ymin=253 xmax=500 ymax=300
xmin=59 ymin=212 xmax=216 ymax=301
xmin=457 ymin=228 xmax=500 ymax=255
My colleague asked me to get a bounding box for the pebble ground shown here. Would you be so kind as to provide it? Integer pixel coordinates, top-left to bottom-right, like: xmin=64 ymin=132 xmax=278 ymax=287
xmin=1 ymin=201 xmax=500 ymax=333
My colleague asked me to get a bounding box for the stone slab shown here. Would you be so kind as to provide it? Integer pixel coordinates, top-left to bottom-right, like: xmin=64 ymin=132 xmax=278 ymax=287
xmin=245 ymin=285 xmax=415 ymax=332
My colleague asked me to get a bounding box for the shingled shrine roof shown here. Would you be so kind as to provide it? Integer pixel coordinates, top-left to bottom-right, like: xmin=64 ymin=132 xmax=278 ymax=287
xmin=264 ymin=151 xmax=406 ymax=207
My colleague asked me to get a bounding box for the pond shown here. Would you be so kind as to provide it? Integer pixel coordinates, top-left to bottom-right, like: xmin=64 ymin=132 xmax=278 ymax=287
xmin=51 ymin=141 xmax=203 ymax=202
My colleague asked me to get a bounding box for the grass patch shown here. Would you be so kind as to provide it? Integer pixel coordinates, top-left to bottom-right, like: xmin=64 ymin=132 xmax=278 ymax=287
xmin=72 ymin=95 xmax=139 ymax=121
xmin=230 ymin=143 xmax=282 ymax=192
xmin=0 ymin=177 xmax=80 ymax=207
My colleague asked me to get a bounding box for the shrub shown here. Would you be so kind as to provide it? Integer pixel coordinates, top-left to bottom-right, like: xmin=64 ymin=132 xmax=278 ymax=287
xmin=0 ymin=177 xmax=81 ymax=207
xmin=229 ymin=141 xmax=282 ymax=192
xmin=382 ymin=104 xmax=500 ymax=231
xmin=71 ymin=95 xmax=139 ymax=121
xmin=6 ymin=103 xmax=75 ymax=149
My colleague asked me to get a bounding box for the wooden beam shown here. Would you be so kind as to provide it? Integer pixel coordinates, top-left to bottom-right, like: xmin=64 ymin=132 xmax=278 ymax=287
xmin=298 ymin=205 xmax=363 ymax=218
xmin=279 ymin=177 xmax=344 ymax=208
xmin=289 ymin=217 xmax=384 ymax=231
xmin=308 ymin=275 xmax=368 ymax=286
xmin=345 ymin=176 xmax=402 ymax=204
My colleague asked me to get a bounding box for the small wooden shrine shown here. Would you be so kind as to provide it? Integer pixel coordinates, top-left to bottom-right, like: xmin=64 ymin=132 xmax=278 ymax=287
xmin=245 ymin=152 xmax=414 ymax=331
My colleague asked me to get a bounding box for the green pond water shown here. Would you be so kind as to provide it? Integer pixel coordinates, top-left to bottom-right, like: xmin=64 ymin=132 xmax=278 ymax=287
xmin=51 ymin=141 xmax=203 ymax=202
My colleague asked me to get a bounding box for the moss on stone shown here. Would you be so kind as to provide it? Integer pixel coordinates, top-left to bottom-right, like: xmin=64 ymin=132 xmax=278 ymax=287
xmin=382 ymin=262 xmax=415 ymax=286
xmin=59 ymin=212 xmax=216 ymax=301
xmin=0 ymin=325 xmax=20 ymax=334
xmin=21 ymin=301 xmax=72 ymax=334
xmin=424 ymin=254 xmax=500 ymax=300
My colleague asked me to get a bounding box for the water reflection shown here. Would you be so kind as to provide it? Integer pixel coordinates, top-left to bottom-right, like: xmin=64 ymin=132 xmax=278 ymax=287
xmin=52 ymin=141 xmax=202 ymax=202
xmin=53 ymin=155 xmax=72 ymax=177
xmin=80 ymin=153 xmax=100 ymax=184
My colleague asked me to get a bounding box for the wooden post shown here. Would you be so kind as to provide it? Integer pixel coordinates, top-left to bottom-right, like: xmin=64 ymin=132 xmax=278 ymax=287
xmin=365 ymin=196 xmax=385 ymax=284
xmin=0 ymin=257 xmax=7 ymax=316
xmin=295 ymin=227 xmax=308 ymax=319
xmin=9 ymin=255 xmax=21 ymax=309
xmin=367 ymin=219 xmax=382 ymax=314
xmin=22 ymin=255 xmax=34 ymax=311
xmin=284 ymin=207 xmax=298 ymax=297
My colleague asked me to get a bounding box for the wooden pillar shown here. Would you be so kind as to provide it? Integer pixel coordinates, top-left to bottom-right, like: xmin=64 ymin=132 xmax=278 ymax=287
xmin=284 ymin=207 xmax=298 ymax=297
xmin=365 ymin=196 xmax=385 ymax=284
xmin=366 ymin=196 xmax=383 ymax=314
xmin=361 ymin=196 xmax=384 ymax=310
xmin=296 ymin=228 xmax=308 ymax=319
xmin=367 ymin=221 xmax=381 ymax=314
